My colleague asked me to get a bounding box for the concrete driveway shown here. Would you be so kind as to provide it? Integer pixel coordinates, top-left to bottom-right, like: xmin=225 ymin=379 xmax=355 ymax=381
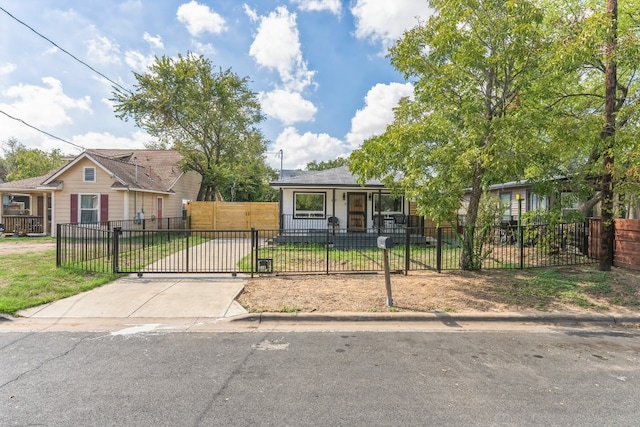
xmin=17 ymin=274 xmax=247 ymax=319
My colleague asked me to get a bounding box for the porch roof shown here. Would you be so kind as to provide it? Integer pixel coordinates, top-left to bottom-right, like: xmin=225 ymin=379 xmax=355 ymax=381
xmin=271 ymin=166 xmax=388 ymax=188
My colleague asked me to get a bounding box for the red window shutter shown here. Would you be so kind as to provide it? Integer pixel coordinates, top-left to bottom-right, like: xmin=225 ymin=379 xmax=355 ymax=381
xmin=100 ymin=194 xmax=109 ymax=224
xmin=70 ymin=194 xmax=78 ymax=224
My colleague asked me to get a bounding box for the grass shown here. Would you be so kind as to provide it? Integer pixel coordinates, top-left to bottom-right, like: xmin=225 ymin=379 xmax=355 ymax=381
xmin=496 ymin=267 xmax=639 ymax=310
xmin=0 ymin=248 xmax=119 ymax=315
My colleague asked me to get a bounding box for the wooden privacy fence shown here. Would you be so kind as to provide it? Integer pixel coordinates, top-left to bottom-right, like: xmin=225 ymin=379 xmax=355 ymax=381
xmin=186 ymin=201 xmax=279 ymax=231
xmin=614 ymin=219 xmax=640 ymax=270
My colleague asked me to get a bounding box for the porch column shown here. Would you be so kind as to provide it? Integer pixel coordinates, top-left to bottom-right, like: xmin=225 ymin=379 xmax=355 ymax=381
xmin=42 ymin=192 xmax=48 ymax=235
xmin=50 ymin=192 xmax=56 ymax=237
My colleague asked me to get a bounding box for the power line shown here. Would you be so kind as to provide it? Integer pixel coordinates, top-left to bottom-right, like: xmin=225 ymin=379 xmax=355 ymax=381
xmin=0 ymin=5 xmax=131 ymax=94
xmin=0 ymin=109 xmax=85 ymax=151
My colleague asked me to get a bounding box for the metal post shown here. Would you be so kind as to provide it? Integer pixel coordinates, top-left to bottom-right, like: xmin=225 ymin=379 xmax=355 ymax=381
xmin=519 ymin=226 xmax=524 ymax=269
xmin=404 ymin=225 xmax=410 ymax=274
xmin=251 ymin=227 xmax=256 ymax=278
xmin=436 ymin=226 xmax=443 ymax=273
xmin=383 ymin=249 xmax=393 ymax=307
xmin=326 ymin=229 xmax=330 ymax=275
xmin=113 ymin=227 xmax=121 ymax=273
xmin=56 ymin=223 xmax=61 ymax=267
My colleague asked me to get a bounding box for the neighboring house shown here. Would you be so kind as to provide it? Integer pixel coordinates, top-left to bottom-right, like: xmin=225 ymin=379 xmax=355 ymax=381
xmin=0 ymin=149 xmax=202 ymax=237
xmin=270 ymin=166 xmax=421 ymax=232
xmin=458 ymin=178 xmax=584 ymax=224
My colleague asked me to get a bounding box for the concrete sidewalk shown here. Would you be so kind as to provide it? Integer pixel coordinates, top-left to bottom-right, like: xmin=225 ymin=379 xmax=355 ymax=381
xmin=17 ymin=274 xmax=247 ymax=319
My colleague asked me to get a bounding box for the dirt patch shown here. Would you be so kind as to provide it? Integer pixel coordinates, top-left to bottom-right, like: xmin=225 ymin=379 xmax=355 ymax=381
xmin=238 ymin=267 xmax=640 ymax=314
xmin=0 ymin=238 xmax=56 ymax=255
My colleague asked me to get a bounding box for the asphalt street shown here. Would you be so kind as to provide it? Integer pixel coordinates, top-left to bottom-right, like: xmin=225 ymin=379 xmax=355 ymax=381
xmin=1 ymin=328 xmax=639 ymax=426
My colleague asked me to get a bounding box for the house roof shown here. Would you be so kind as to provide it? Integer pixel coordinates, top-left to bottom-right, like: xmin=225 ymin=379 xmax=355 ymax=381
xmin=0 ymin=149 xmax=187 ymax=194
xmin=271 ymin=166 xmax=388 ymax=188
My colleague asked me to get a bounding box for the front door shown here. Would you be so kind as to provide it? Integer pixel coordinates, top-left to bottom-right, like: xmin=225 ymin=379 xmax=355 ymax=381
xmin=347 ymin=193 xmax=366 ymax=232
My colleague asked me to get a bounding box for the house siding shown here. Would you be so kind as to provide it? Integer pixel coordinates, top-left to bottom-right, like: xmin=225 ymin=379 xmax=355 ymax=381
xmin=56 ymin=158 xmax=126 ymax=223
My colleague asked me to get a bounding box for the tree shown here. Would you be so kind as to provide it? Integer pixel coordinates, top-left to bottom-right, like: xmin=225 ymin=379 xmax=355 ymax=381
xmin=543 ymin=0 xmax=640 ymax=270
xmin=1 ymin=138 xmax=63 ymax=182
xmin=350 ymin=0 xmax=552 ymax=270
xmin=306 ymin=157 xmax=348 ymax=171
xmin=112 ymin=54 xmax=269 ymax=201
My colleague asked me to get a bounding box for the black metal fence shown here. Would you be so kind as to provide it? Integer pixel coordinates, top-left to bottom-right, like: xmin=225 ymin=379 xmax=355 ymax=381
xmin=57 ymin=220 xmax=597 ymax=275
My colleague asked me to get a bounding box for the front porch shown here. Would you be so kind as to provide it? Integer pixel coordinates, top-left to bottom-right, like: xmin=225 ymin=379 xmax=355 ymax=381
xmin=1 ymin=215 xmax=45 ymax=235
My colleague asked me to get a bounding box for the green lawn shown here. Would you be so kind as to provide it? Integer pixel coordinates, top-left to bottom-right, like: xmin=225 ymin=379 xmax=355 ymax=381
xmin=0 ymin=248 xmax=118 ymax=315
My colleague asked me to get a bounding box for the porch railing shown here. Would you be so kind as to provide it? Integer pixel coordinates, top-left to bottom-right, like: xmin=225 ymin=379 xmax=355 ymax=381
xmin=2 ymin=215 xmax=44 ymax=234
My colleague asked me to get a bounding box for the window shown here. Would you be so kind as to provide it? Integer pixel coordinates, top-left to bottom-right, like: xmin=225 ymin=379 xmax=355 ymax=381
xmin=294 ymin=193 xmax=325 ymax=218
xmin=84 ymin=167 xmax=96 ymax=182
xmin=528 ymin=192 xmax=548 ymax=211
xmin=499 ymin=193 xmax=511 ymax=221
xmin=80 ymin=194 xmax=98 ymax=223
xmin=373 ymin=194 xmax=403 ymax=215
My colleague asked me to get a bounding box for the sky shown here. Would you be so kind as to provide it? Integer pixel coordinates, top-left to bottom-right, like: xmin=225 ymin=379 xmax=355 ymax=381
xmin=0 ymin=0 xmax=431 ymax=170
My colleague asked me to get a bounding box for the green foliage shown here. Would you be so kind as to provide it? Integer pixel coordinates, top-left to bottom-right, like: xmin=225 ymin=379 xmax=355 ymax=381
xmin=111 ymin=54 xmax=270 ymax=201
xmin=306 ymin=157 xmax=348 ymax=171
xmin=1 ymin=138 xmax=63 ymax=182
xmin=350 ymin=0 xmax=554 ymax=270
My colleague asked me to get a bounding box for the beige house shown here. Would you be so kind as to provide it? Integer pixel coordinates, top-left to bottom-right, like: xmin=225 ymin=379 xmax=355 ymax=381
xmin=0 ymin=149 xmax=201 ymax=236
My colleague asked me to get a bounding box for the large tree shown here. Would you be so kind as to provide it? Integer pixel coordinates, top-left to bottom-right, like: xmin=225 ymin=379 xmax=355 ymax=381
xmin=112 ymin=54 xmax=269 ymax=201
xmin=543 ymin=0 xmax=640 ymax=270
xmin=350 ymin=0 xmax=552 ymax=270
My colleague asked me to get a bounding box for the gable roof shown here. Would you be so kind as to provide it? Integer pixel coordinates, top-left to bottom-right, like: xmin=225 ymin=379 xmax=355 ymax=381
xmin=270 ymin=166 xmax=387 ymax=188
xmin=0 ymin=149 xmax=187 ymax=193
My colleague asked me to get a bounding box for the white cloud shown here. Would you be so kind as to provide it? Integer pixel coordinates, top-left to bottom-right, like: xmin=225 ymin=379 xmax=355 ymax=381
xmin=243 ymin=4 xmax=259 ymax=22
xmin=0 ymin=63 xmax=16 ymax=75
xmin=124 ymin=50 xmax=155 ymax=72
xmin=350 ymin=0 xmax=431 ymax=48
xmin=70 ymin=130 xmax=150 ymax=150
xmin=1 ymin=77 xmax=92 ymax=130
xmin=346 ymin=82 xmax=414 ymax=149
xmin=249 ymin=6 xmax=314 ymax=92
xmin=291 ymin=0 xmax=342 ymax=15
xmin=86 ymin=36 xmax=121 ymax=65
xmin=191 ymin=41 xmax=216 ymax=55
xmin=260 ymin=89 xmax=317 ymax=125
xmin=143 ymin=32 xmax=164 ymax=49
xmin=177 ymin=1 xmax=227 ymax=37
xmin=274 ymin=127 xmax=347 ymax=169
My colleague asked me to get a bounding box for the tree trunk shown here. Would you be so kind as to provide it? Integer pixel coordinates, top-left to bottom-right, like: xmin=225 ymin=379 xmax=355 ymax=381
xmin=599 ymin=0 xmax=617 ymax=271
xmin=460 ymin=161 xmax=484 ymax=270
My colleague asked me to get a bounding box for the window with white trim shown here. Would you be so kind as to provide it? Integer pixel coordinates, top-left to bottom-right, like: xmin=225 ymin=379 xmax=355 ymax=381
xmin=373 ymin=194 xmax=403 ymax=215
xmin=294 ymin=192 xmax=325 ymax=218
xmin=80 ymin=194 xmax=99 ymax=223
xmin=499 ymin=193 xmax=511 ymax=221
xmin=84 ymin=167 xmax=96 ymax=182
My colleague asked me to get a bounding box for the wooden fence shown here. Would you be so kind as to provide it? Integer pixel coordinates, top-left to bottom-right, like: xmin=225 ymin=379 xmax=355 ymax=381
xmin=614 ymin=219 xmax=640 ymax=270
xmin=186 ymin=201 xmax=279 ymax=231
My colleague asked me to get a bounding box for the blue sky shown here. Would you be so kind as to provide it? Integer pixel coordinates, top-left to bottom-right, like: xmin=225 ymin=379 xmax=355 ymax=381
xmin=0 ymin=0 xmax=430 ymax=170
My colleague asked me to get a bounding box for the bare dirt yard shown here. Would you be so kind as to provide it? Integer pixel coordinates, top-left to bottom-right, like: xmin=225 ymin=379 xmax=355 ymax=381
xmin=0 ymin=237 xmax=56 ymax=256
xmin=239 ymin=267 xmax=640 ymax=315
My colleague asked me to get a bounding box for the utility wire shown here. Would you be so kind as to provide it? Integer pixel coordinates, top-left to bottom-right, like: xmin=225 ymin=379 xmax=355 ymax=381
xmin=0 ymin=5 xmax=132 ymax=94
xmin=0 ymin=109 xmax=85 ymax=151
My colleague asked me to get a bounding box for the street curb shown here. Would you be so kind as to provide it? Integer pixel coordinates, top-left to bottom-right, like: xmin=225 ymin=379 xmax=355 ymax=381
xmin=229 ymin=312 xmax=640 ymax=325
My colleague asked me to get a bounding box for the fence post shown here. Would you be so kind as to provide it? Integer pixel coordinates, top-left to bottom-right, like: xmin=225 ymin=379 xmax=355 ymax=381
xmin=56 ymin=223 xmax=62 ymax=267
xmin=326 ymin=229 xmax=330 ymax=275
xmin=112 ymin=227 xmax=121 ymax=273
xmin=436 ymin=226 xmax=443 ymax=273
xmin=519 ymin=226 xmax=524 ymax=269
xmin=251 ymin=227 xmax=256 ymax=278
xmin=404 ymin=226 xmax=410 ymax=275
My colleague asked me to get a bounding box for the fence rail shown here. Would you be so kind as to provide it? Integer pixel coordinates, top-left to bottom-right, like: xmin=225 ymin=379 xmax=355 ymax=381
xmin=57 ymin=221 xmax=598 ymax=275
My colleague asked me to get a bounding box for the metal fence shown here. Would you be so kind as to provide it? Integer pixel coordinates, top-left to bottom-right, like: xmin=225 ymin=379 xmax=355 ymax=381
xmin=57 ymin=220 xmax=597 ymax=275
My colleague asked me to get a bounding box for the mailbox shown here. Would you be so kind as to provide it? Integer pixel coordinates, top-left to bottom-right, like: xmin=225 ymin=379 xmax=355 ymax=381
xmin=377 ymin=236 xmax=394 ymax=250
